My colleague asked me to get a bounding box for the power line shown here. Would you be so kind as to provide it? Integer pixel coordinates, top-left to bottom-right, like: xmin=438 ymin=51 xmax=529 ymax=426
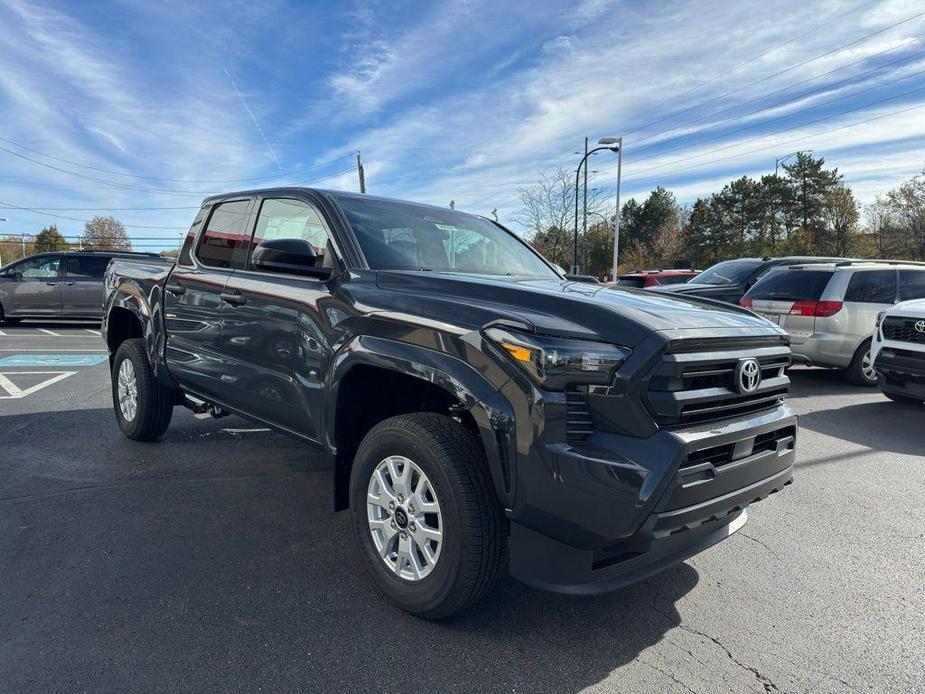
xmin=622 ymin=83 xmax=925 ymax=181
xmin=622 ymin=100 xmax=925 ymax=184
xmin=623 ymin=0 xmax=882 ymax=134
xmin=621 ymin=8 xmax=925 ymax=140
xmin=624 ymin=64 xmax=925 ymax=174
xmin=0 ymin=206 xmax=200 ymax=211
xmin=630 ymin=37 xmax=925 ymax=150
xmin=0 ymin=134 xmax=357 ymax=183
xmin=0 ymin=200 xmax=187 ymax=228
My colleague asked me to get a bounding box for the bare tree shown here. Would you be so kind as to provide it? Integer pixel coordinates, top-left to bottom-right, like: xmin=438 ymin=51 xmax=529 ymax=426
xmin=79 ymin=216 xmax=132 ymax=251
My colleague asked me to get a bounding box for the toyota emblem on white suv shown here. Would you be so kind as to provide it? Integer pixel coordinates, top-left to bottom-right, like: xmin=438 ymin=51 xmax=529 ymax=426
xmin=915 ymin=320 xmax=925 ymax=333
xmin=735 ymin=358 xmax=762 ymax=394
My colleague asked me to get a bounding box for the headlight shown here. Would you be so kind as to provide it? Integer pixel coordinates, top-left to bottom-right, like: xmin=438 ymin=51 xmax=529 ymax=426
xmin=485 ymin=327 xmax=630 ymax=390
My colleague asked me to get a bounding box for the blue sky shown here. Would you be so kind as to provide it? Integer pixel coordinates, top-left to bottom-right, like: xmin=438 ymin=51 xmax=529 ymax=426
xmin=1 ymin=0 xmax=924 ymax=251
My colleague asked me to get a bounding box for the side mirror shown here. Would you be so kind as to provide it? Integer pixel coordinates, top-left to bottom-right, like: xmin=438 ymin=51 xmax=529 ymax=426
xmin=251 ymin=239 xmax=333 ymax=280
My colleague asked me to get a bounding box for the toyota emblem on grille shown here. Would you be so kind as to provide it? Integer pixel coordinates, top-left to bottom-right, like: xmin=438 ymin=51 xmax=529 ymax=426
xmin=916 ymin=320 xmax=925 ymax=333
xmin=735 ymin=358 xmax=762 ymax=394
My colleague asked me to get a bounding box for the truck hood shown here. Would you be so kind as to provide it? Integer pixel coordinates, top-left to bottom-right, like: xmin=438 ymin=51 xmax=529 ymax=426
xmin=888 ymin=299 xmax=925 ymax=318
xmin=369 ymin=271 xmax=781 ymax=348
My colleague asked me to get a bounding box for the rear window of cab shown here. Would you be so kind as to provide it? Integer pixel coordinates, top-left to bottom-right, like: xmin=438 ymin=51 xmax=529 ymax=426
xmin=744 ymin=268 xmax=833 ymax=302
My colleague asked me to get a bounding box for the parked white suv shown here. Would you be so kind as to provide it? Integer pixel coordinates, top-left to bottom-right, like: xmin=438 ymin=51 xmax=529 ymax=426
xmin=741 ymin=261 xmax=925 ymax=385
xmin=872 ymin=298 xmax=925 ymax=404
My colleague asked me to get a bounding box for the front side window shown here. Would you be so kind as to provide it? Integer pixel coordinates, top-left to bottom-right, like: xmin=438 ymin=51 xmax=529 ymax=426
xmin=898 ymin=270 xmax=925 ymax=301
xmin=335 ymin=195 xmax=556 ymax=278
xmin=196 ymin=200 xmax=250 ymax=268
xmin=65 ymin=255 xmax=110 ymax=278
xmin=15 ymin=256 xmax=60 ymax=278
xmin=247 ymin=198 xmax=330 ymax=270
xmin=688 ymin=260 xmax=762 ymax=286
xmin=844 ymin=270 xmax=896 ymax=304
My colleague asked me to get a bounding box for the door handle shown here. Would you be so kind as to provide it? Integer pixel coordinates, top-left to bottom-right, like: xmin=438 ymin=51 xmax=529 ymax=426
xmin=220 ymin=291 xmax=247 ymax=306
xmin=165 ymin=283 xmax=186 ymax=296
xmin=46 ymin=281 xmax=57 ymax=286
xmin=65 ymin=281 xmax=75 ymax=286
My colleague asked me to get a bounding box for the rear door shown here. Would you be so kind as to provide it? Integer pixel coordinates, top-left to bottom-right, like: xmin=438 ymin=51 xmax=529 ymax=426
xmin=746 ymin=268 xmax=834 ymax=337
xmin=61 ymin=255 xmax=110 ymax=318
xmin=2 ymin=255 xmax=63 ymax=316
xmin=163 ymin=199 xmax=252 ymax=401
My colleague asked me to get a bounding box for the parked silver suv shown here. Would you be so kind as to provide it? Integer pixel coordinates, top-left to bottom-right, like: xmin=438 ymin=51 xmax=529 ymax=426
xmin=741 ymin=261 xmax=925 ymax=385
xmin=0 ymin=250 xmax=162 ymax=323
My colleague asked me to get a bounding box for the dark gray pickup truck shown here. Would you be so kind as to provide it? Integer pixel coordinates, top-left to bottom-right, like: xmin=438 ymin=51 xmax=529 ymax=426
xmin=103 ymin=187 xmax=797 ymax=618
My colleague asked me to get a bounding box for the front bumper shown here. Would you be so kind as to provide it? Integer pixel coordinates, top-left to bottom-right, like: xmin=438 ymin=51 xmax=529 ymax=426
xmin=875 ymin=346 xmax=925 ymax=399
xmin=508 ymin=404 xmax=796 ymax=594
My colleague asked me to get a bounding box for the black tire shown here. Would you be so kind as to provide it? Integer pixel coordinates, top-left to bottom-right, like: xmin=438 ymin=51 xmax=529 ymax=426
xmin=883 ymin=391 xmax=922 ymax=405
xmin=0 ymin=305 xmax=21 ymax=325
xmin=846 ymin=339 xmax=877 ymax=386
xmin=111 ymin=338 xmax=174 ymax=441
xmin=349 ymin=413 xmax=505 ymax=619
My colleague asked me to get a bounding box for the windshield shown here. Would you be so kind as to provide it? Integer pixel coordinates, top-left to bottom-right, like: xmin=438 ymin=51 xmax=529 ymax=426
xmin=689 ymin=260 xmax=762 ymax=286
xmin=334 ymin=195 xmax=558 ymax=278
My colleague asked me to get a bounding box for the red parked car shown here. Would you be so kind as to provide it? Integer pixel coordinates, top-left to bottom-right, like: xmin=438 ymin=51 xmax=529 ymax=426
xmin=606 ymin=269 xmax=700 ymax=289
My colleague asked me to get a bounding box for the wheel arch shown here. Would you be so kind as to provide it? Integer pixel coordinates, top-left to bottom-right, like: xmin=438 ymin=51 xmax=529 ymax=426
xmin=326 ymin=336 xmax=516 ymax=512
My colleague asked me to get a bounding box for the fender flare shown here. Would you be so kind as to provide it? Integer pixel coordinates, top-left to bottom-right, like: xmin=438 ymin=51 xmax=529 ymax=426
xmin=103 ymin=282 xmax=175 ymax=387
xmin=326 ymin=335 xmax=517 ymax=510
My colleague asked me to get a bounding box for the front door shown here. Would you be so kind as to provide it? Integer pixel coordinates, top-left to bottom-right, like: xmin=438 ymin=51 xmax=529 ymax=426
xmin=164 ymin=199 xmax=252 ymax=402
xmin=61 ymin=254 xmax=111 ymax=318
xmin=219 ymin=196 xmax=341 ymax=439
xmin=2 ymin=255 xmax=63 ymax=316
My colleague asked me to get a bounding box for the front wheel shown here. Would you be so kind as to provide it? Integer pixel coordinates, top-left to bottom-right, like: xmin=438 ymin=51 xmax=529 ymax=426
xmin=111 ymin=338 xmax=174 ymax=441
xmin=349 ymin=413 xmax=505 ymax=619
xmin=846 ymin=339 xmax=877 ymax=386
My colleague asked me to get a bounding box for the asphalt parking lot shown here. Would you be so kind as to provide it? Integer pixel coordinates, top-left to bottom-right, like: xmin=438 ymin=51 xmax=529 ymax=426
xmin=1 ymin=323 xmax=923 ymax=693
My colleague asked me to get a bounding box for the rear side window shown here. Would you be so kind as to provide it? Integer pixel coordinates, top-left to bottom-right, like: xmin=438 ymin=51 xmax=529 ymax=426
xmin=196 ymin=200 xmax=250 ymax=268
xmin=65 ymin=255 xmax=110 ymax=278
xmin=745 ymin=269 xmax=833 ymax=301
xmin=616 ymin=277 xmax=645 ymax=288
xmin=178 ymin=206 xmax=210 ymax=267
xmin=844 ymin=270 xmax=896 ymax=303
xmin=898 ymin=269 xmax=925 ymax=301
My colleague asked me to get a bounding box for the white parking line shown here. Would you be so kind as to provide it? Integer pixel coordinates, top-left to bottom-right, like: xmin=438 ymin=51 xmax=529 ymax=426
xmin=36 ymin=328 xmax=60 ymax=336
xmin=0 ymin=329 xmax=6 ymax=336
xmin=0 ymin=348 xmax=108 ymax=352
xmin=0 ymin=370 xmax=76 ymax=399
xmin=84 ymin=329 xmax=102 ymax=336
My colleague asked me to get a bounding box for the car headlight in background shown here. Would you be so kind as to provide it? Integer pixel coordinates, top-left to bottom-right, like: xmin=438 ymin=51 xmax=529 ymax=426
xmin=485 ymin=327 xmax=630 ymax=390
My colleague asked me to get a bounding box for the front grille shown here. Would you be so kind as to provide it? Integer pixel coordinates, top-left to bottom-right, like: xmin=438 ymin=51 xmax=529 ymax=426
xmin=883 ymin=317 xmax=925 ymax=344
xmin=646 ymin=339 xmax=791 ymax=427
xmin=565 ymin=388 xmax=595 ymax=444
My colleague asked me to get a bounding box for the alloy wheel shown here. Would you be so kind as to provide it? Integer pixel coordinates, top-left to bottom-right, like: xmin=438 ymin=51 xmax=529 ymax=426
xmin=117 ymin=359 xmax=138 ymax=422
xmin=366 ymin=455 xmax=443 ymax=581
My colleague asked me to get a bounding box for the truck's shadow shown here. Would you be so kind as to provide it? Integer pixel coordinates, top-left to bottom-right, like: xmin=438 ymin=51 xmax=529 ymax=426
xmin=787 ymin=368 xmax=922 ymax=457
xmin=0 ymin=407 xmax=698 ymax=693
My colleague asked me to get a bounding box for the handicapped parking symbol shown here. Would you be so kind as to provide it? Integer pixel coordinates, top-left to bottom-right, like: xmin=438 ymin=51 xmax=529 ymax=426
xmin=0 ymin=354 xmax=109 ymax=367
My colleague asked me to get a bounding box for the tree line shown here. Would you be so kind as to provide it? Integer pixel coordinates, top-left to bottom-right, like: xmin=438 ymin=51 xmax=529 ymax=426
xmin=0 ymin=216 xmax=132 ymax=264
xmin=515 ymin=153 xmax=925 ymax=278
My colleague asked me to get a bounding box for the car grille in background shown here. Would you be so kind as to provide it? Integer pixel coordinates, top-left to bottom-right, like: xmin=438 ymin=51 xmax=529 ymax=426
xmin=646 ymin=336 xmax=791 ymax=426
xmin=882 ymin=317 xmax=925 ymax=344
xmin=565 ymin=388 xmax=595 ymax=444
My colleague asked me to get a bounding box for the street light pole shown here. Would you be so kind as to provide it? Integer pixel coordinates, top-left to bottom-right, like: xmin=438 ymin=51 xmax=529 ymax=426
xmin=573 ymin=138 xmax=620 ymax=274
xmin=612 ymin=137 xmax=623 ymax=283
xmin=0 ymin=217 xmax=7 ymax=267
xmin=582 ymin=137 xmax=588 ymax=270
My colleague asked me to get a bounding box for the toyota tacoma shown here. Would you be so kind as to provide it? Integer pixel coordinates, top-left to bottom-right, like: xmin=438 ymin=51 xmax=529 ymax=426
xmin=103 ymin=188 xmax=797 ymax=618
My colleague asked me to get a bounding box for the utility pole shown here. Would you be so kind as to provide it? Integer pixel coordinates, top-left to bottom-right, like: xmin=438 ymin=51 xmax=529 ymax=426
xmin=0 ymin=217 xmax=7 ymax=266
xmin=582 ymin=136 xmax=588 ymax=274
xmin=357 ymin=151 xmax=366 ymax=193
xmin=612 ymin=137 xmax=623 ymax=283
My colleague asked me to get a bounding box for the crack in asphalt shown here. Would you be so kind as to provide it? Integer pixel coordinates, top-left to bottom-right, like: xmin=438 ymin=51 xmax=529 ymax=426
xmin=676 ymin=623 xmax=780 ymax=693
xmin=640 ymin=657 xmax=698 ymax=694
xmin=738 ymin=530 xmax=776 ymax=556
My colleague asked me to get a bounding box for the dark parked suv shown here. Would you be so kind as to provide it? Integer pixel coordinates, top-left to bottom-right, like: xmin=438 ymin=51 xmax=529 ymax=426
xmin=103 ymin=188 xmax=798 ymax=617
xmin=654 ymin=256 xmax=847 ymax=304
xmin=0 ymin=250 xmax=163 ymax=323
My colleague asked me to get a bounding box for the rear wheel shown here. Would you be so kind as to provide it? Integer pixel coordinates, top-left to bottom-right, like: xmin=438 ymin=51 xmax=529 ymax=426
xmin=0 ymin=305 xmax=21 ymax=325
xmin=846 ymin=339 xmax=876 ymax=386
xmin=112 ymin=338 xmax=174 ymax=441
xmin=349 ymin=413 xmax=505 ymax=619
